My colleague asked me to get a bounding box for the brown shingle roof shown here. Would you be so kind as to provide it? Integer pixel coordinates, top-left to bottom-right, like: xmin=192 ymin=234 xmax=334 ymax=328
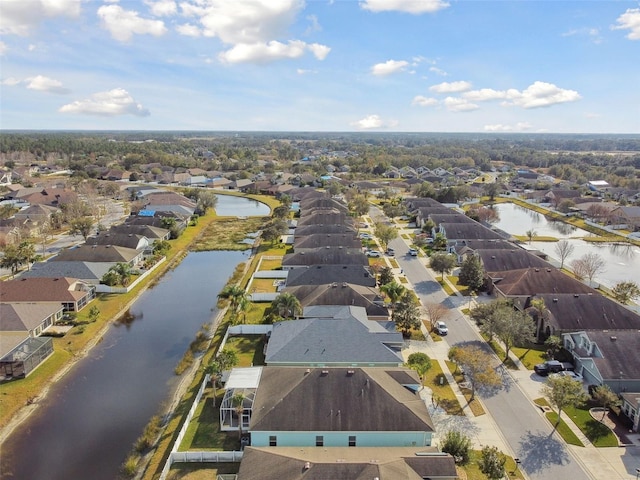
xmin=0 ymin=277 xmax=91 ymax=303
xmin=491 ymin=268 xmax=594 ymax=296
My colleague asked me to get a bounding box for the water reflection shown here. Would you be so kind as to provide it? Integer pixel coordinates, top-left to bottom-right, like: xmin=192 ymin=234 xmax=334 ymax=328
xmin=114 ymin=309 xmax=144 ymax=330
xmin=214 ymin=194 xmax=270 ymax=217
xmin=493 ymin=203 xmax=640 ymax=289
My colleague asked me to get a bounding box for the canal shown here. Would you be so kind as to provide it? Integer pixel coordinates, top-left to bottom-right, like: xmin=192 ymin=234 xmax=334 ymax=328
xmin=1 ymin=250 xmax=247 ymax=480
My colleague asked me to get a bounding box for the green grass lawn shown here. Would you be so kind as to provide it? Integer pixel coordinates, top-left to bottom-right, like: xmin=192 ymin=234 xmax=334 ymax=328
xmin=511 ymin=345 xmax=548 ymax=370
xmin=545 ymin=412 xmax=585 ymax=446
xmin=223 ymin=335 xmax=265 ymax=367
xmin=461 ymin=450 xmax=525 ymax=480
xmin=481 ymin=334 xmax=518 ymax=370
xmin=167 ymin=463 xmax=238 ymax=480
xmin=179 ymin=392 xmax=241 ymax=451
xmin=445 ymin=361 xmax=485 ymax=416
xmin=241 ymin=303 xmax=269 ymax=325
xmin=423 ymin=361 xmax=464 ymax=416
xmin=564 ymin=405 xmax=618 ymax=447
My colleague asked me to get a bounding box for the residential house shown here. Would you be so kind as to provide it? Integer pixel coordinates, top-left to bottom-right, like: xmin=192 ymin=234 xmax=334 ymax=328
xmin=0 ymin=302 xmax=64 ymax=337
xmin=0 ymin=277 xmax=96 ymax=312
xmin=299 ymin=197 xmax=349 ymax=214
xmin=610 ymin=206 xmax=640 ymax=231
xmin=108 ymin=224 xmax=170 ymax=241
xmin=293 ymin=234 xmax=362 ymax=252
xmin=282 ymin=250 xmax=368 ymax=269
xmin=0 ymin=335 xmax=54 ymax=379
xmin=488 ymin=267 xmax=594 ymax=299
xmin=265 ymin=306 xmax=403 ymax=366
xmin=282 ymin=283 xmax=388 ymax=320
xmin=221 ymin=366 xmax=434 ymax=447
xmin=139 ymin=191 xmax=196 ymax=217
xmin=53 ymin=244 xmax=144 ymax=267
xmin=285 ymin=265 xmax=377 ymax=288
xmin=296 ymin=211 xmax=353 ymax=227
xmin=543 ymin=189 xmax=582 ymax=207
xmin=237 ymin=446 xmax=457 ymax=480
xmin=436 ymin=222 xmax=504 ymax=242
xmin=293 ymin=224 xmax=357 ymax=236
xmin=476 ymin=249 xmax=552 ymax=274
xmin=620 ymin=393 xmax=640 ymax=433
xmin=520 ymin=293 xmax=640 ymax=342
xmin=13 ymin=204 xmax=58 ymax=223
xmin=22 ymin=261 xmax=115 ymax=285
xmin=563 ymin=330 xmax=640 ymax=395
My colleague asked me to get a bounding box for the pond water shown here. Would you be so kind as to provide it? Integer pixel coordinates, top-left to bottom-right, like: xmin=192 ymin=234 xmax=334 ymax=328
xmin=214 ymin=194 xmax=270 ymax=217
xmin=492 ymin=203 xmax=640 ymax=289
xmin=1 ymin=250 xmax=246 ymax=480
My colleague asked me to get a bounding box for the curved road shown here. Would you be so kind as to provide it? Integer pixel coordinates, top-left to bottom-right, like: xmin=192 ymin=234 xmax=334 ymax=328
xmin=371 ymin=206 xmax=592 ymax=480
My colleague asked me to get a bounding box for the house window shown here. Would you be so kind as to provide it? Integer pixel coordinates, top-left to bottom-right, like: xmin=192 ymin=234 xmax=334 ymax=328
xmin=269 ymin=436 xmax=277 ymax=446
xmin=316 ymin=436 xmax=323 ymax=447
xmin=348 ymin=436 xmax=356 ymax=447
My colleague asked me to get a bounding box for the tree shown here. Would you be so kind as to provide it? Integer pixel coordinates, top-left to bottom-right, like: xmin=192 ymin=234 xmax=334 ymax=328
xmin=216 ymin=349 xmax=239 ymax=372
xmin=554 ymin=240 xmax=575 ymax=269
xmin=541 ymin=375 xmax=589 ymax=427
xmin=466 ymin=204 xmax=499 ymax=224
xmin=373 ymin=222 xmax=398 ymax=251
xmin=194 ymin=190 xmax=218 ymax=214
xmin=544 ymin=335 xmax=563 ymax=359
xmin=406 ymin=352 xmax=432 ymax=386
xmin=430 ymin=252 xmax=456 ymax=280
xmin=424 ymin=302 xmax=448 ymax=329
xmin=378 ymin=266 xmax=394 ymax=286
xmin=152 ymin=240 xmax=171 ymax=256
xmin=261 ymin=218 xmax=288 ymax=244
xmin=272 ymin=204 xmax=290 ymax=219
xmin=69 ymin=216 xmax=95 ymax=240
xmin=232 ymin=392 xmax=247 ymax=439
xmin=470 ymin=301 xmax=504 ymax=342
xmin=592 ymin=385 xmax=621 ymax=421
xmin=493 ymin=308 xmax=535 ymax=362
xmin=349 ymin=194 xmax=369 ymax=217
xmin=458 ymin=254 xmax=484 ymax=291
xmin=484 ymin=182 xmax=500 ymax=202
xmin=525 ymin=229 xmax=536 ymax=244
xmin=1 ymin=244 xmax=24 ymax=277
xmin=479 ymin=445 xmax=506 ymax=480
xmin=440 ymin=430 xmax=471 ymax=465
xmin=611 ymin=281 xmax=640 ymax=305
xmin=88 ymin=305 xmax=100 ymax=323
xmin=17 ymin=240 xmax=36 ymax=271
xmin=431 ymin=232 xmax=447 ymax=251
xmin=380 ymin=281 xmax=406 ymax=306
xmin=218 ymin=284 xmax=248 ymax=321
xmin=271 ymin=292 xmax=302 ymax=319
xmin=570 ymin=253 xmax=606 ymax=284
xmin=38 ymin=221 xmax=53 ymax=255
xmin=107 ymin=262 xmax=133 ymax=286
xmin=393 ymin=293 xmax=421 ymax=336
xmin=382 ymin=202 xmax=405 ymax=220
xmin=452 ymin=345 xmax=501 ymax=400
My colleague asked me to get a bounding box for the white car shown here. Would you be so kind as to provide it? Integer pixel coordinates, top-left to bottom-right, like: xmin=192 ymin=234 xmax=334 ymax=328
xmin=359 ymin=233 xmax=373 ymax=239
xmin=366 ymin=250 xmax=381 ymax=258
xmin=550 ymin=371 xmax=583 ymax=381
xmin=408 ymin=248 xmax=418 ymax=256
xmin=435 ymin=321 xmax=448 ymax=336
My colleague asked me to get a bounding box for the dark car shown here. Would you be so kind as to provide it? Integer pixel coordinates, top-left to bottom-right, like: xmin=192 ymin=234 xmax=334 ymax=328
xmin=534 ymin=360 xmax=569 ymax=376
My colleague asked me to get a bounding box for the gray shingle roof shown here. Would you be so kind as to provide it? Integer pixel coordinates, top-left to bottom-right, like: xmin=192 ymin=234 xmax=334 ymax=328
xmin=285 ymin=265 xmax=376 ymax=287
xmin=478 ymin=249 xmax=551 ymax=273
xmin=250 ymin=367 xmax=434 ymax=433
xmin=283 ymin=283 xmax=388 ymax=318
xmin=22 ymin=261 xmax=114 ymax=282
xmin=266 ymin=317 xmax=403 ymax=365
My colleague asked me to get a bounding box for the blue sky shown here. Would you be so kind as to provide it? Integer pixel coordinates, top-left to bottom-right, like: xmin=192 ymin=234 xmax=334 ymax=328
xmin=1 ymin=0 xmax=639 ymax=133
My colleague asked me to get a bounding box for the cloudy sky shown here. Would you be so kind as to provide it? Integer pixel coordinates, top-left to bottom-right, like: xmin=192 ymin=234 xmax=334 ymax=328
xmin=1 ymin=0 xmax=639 ymax=132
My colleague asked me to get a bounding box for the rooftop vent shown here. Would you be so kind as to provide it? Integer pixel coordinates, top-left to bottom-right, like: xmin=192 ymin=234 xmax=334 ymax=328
xmin=574 ymin=294 xmax=580 ymax=298
xmin=304 ymin=462 xmax=311 ymax=471
xmin=321 ymin=370 xmax=329 ymax=375
xmin=610 ymin=336 xmax=617 ymax=341
xmin=347 ymin=370 xmax=355 ymax=375
xmin=553 ymin=298 xmax=558 ymax=302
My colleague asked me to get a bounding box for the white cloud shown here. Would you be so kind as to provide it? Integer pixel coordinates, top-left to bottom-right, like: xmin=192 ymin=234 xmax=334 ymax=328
xmin=176 ymin=23 xmax=201 ymax=37
xmin=177 ymin=0 xmax=327 ymax=64
xmin=180 ymin=0 xmax=304 ymax=44
xmin=612 ymin=8 xmax=640 ymax=40
xmin=26 ymin=75 xmax=70 ymax=94
xmin=2 ymin=77 xmax=21 ymax=86
xmin=145 ymin=0 xmax=177 ymax=17
xmin=97 ymin=5 xmax=167 ymax=42
xmin=304 ymin=14 xmax=321 ymax=35
xmin=219 ymin=40 xmax=329 ymax=64
xmin=307 ymin=43 xmax=330 ymax=60
xmin=429 ymin=66 xmax=447 ymax=76
xmin=463 ymin=82 xmax=581 ymax=109
xmin=562 ymin=27 xmax=602 ymax=44
xmin=350 ymin=114 xmax=397 ymax=129
xmin=484 ymin=122 xmax=532 ymax=132
xmin=0 ymin=0 xmax=82 ymax=36
xmin=0 ymin=41 xmax=7 ymax=55
xmin=371 ymin=59 xmax=409 ymax=76
xmin=59 ymin=88 xmax=150 ymax=117
xmin=443 ymin=97 xmax=478 ymax=112
xmin=360 ymin=0 xmax=449 ymax=14
xmin=411 ymin=95 xmax=438 ymax=107
xmin=429 ymin=80 xmax=472 ymax=93
xmin=504 ymin=81 xmax=581 ymax=108
xmin=297 ymin=68 xmax=317 ymax=75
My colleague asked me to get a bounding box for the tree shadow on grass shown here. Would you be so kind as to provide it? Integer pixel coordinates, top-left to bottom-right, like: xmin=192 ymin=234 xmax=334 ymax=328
xmin=517 ymin=430 xmax=570 ymax=474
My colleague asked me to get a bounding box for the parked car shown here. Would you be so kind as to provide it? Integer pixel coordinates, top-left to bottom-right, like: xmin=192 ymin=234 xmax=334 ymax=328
xmin=386 ymin=247 xmax=395 ymax=256
xmin=534 ymin=360 xmax=573 ymax=376
xmin=366 ymin=250 xmax=381 ymax=257
xmin=550 ymin=371 xmax=583 ymax=381
xmin=359 ymin=233 xmax=373 ymax=239
xmin=435 ymin=321 xmax=448 ymax=336
xmin=408 ymin=248 xmax=418 ymax=256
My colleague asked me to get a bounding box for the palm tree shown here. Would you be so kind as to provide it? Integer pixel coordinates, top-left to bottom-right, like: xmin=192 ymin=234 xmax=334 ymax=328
xmin=380 ymin=281 xmax=406 ymax=308
xmin=272 ymin=292 xmax=302 ymax=319
xmin=108 ymin=262 xmax=132 ymax=286
xmin=232 ymin=392 xmax=247 ymax=440
xmin=218 ymin=284 xmax=247 ymax=321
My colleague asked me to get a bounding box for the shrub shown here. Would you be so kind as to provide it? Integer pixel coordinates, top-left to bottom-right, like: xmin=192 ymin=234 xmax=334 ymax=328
xmin=440 ymin=430 xmax=471 ymax=465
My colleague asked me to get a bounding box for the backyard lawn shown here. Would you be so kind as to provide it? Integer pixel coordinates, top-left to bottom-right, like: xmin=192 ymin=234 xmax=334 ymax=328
xmin=223 ymin=335 xmax=266 ymax=367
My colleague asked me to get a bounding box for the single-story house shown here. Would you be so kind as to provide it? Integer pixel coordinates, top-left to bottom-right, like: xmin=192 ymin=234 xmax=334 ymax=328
xmin=0 ymin=277 xmax=96 ymax=312
xmin=285 ymin=265 xmax=377 ymax=288
xmin=53 ymin=245 xmax=144 ymax=267
xmin=237 ymin=446 xmax=457 ymax=480
xmin=0 ymin=302 xmax=64 ymax=337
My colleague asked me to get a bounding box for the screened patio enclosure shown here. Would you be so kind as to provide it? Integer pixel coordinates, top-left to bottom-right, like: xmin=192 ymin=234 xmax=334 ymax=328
xmin=220 ymin=367 xmax=262 ymax=432
xmin=0 ymin=336 xmax=54 ymax=379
